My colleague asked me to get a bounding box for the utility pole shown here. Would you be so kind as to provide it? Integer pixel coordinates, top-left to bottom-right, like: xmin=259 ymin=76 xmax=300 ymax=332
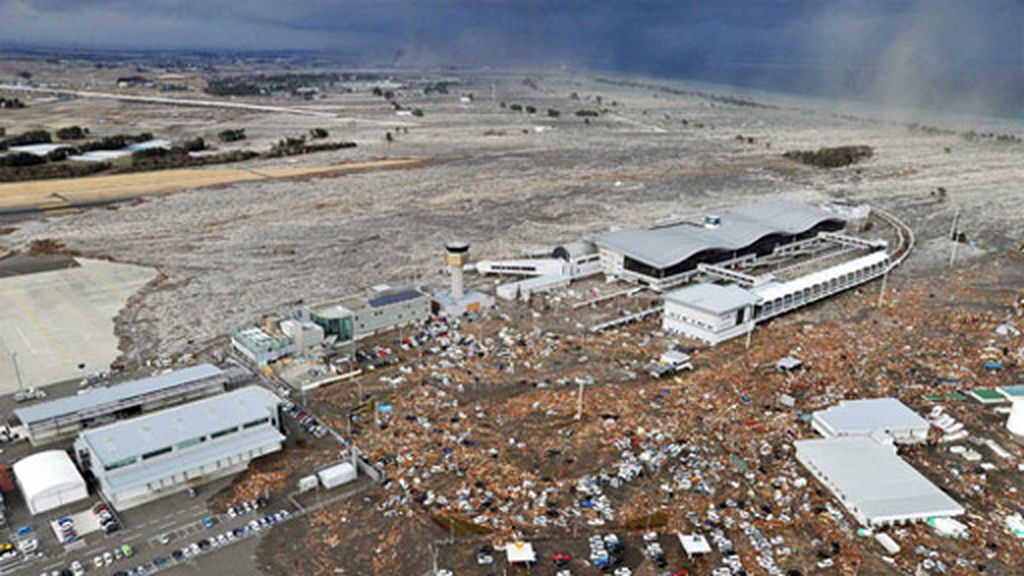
xmin=949 ymin=209 xmax=961 ymax=268
xmin=877 ymin=270 xmax=889 ymax=307
xmin=575 ymin=379 xmax=585 ymax=421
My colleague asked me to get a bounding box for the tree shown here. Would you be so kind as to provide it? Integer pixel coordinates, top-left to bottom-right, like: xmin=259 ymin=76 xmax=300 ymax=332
xmin=218 ymin=128 xmax=246 ymax=143
xmin=56 ymin=126 xmax=88 ymax=140
xmin=180 ymin=137 xmax=206 ymax=152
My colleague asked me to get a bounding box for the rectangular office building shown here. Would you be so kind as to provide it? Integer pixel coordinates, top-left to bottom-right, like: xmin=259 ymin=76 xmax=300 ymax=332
xmin=73 ymin=386 xmax=285 ymax=511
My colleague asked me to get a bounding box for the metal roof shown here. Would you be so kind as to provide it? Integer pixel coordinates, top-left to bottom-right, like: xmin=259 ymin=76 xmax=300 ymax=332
xmin=796 ymin=436 xmax=963 ymax=525
xmin=664 ymin=283 xmax=759 ymax=314
xmin=76 ymin=386 xmax=280 ymax=466
xmin=367 ymin=288 xmax=425 ymax=308
xmin=591 ymin=200 xmax=844 ymax=268
xmin=812 ymin=398 xmax=928 ymax=437
xmin=15 ymin=364 xmax=224 ymax=426
xmin=102 ymin=425 xmax=284 ymax=494
xmin=752 ymin=250 xmax=888 ymax=302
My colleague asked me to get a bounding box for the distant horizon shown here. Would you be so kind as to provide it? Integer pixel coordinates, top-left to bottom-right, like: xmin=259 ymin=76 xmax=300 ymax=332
xmin=1 ymin=1 xmax=1020 ymax=119
xmin=2 ymin=42 xmax=1021 ymax=126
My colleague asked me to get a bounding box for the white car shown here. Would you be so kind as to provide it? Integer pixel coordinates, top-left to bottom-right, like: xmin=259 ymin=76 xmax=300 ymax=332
xmin=93 ymin=556 xmax=103 ymax=568
xmin=70 ymin=561 xmax=85 ymax=576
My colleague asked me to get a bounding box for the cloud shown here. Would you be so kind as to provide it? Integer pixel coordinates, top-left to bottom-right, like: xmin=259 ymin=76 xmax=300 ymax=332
xmin=1 ymin=0 xmax=1020 ymax=116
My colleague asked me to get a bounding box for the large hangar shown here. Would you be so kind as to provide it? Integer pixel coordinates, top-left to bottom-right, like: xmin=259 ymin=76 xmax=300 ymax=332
xmin=14 ymin=450 xmax=88 ymax=515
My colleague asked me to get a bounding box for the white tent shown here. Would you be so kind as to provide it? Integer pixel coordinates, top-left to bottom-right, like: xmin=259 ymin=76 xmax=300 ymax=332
xmin=317 ymin=462 xmax=357 ymax=489
xmin=14 ymin=451 xmax=88 ymax=515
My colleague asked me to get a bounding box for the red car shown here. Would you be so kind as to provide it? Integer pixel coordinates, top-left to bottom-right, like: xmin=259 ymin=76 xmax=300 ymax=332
xmin=551 ymin=552 xmax=571 ymax=567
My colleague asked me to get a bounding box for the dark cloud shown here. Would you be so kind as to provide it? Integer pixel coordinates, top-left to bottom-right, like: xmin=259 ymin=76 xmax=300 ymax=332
xmin=1 ymin=0 xmax=1021 ymax=116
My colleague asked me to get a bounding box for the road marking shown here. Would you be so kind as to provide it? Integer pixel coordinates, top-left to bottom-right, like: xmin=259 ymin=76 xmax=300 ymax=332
xmin=14 ymin=325 xmax=37 ymax=354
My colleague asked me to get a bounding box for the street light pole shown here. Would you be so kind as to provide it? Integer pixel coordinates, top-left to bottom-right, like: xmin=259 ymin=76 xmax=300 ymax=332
xmin=12 ymin=351 xmax=24 ymax=393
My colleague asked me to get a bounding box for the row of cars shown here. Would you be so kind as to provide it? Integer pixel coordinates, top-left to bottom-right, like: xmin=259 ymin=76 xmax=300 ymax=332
xmin=280 ymin=400 xmax=329 ymax=438
xmin=44 ymin=544 xmax=133 ymax=576
xmin=168 ymin=509 xmax=291 ymax=565
xmin=225 ymin=495 xmax=270 ymax=518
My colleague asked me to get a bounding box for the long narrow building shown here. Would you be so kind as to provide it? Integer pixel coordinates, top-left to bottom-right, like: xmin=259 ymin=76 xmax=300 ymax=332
xmin=15 ymin=364 xmax=228 ymax=445
xmin=663 ymin=250 xmax=889 ymax=345
xmin=73 ymin=386 xmax=284 ymax=511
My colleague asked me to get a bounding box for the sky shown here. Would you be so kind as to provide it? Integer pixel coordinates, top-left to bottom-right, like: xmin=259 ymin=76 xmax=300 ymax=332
xmin=1 ymin=0 xmax=1021 ymax=116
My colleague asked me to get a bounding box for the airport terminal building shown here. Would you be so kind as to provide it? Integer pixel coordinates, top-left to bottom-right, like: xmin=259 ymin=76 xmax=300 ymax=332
xmin=590 ymin=200 xmax=846 ymax=291
xmin=73 ymin=386 xmax=284 ymax=511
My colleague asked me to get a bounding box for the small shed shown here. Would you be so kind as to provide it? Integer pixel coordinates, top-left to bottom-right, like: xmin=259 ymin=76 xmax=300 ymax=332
xmin=677 ymin=533 xmax=712 ymax=558
xmin=505 ymin=541 xmax=537 ymax=564
xmin=776 ymin=356 xmax=804 ymax=372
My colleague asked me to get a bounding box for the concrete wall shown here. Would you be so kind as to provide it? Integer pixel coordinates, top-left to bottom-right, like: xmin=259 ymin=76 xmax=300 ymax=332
xmin=352 ymin=294 xmax=430 ymax=339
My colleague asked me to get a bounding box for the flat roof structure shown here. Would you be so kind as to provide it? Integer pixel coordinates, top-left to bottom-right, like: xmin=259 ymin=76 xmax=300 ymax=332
xmin=505 ymin=542 xmax=537 ymax=564
xmin=101 ymin=425 xmax=284 ymax=495
xmin=811 ymin=398 xmax=929 ymax=443
xmin=677 ymin=533 xmax=712 ymax=557
xmin=968 ymin=388 xmax=1007 ymax=404
xmin=75 ymin=386 xmax=284 ymax=510
xmin=591 ymin=200 xmax=844 ymax=269
xmin=16 ymin=364 xmax=223 ymax=426
xmin=664 ymin=283 xmax=759 ymax=314
xmin=76 ymin=386 xmax=280 ymax=467
xmin=15 ymin=364 xmax=228 ymax=445
xmin=367 ymin=287 xmax=425 ymax=308
xmin=796 ymin=436 xmax=963 ymax=527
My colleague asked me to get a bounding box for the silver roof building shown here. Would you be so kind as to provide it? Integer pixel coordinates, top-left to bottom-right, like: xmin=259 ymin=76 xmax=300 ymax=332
xmin=74 ymin=386 xmax=284 ymax=510
xmin=796 ymin=436 xmax=963 ymax=527
xmin=664 ymin=283 xmax=760 ymax=315
xmin=15 ymin=364 xmax=228 ymax=445
xmin=591 ymin=200 xmax=844 ymax=269
xmin=811 ymin=398 xmax=930 ymax=444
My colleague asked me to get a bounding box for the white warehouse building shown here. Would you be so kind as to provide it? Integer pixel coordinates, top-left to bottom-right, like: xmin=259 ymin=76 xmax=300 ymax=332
xmin=795 ymin=436 xmax=963 ymax=527
xmin=811 ymin=398 xmax=930 ymax=444
xmin=73 ymin=386 xmax=284 ymax=511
